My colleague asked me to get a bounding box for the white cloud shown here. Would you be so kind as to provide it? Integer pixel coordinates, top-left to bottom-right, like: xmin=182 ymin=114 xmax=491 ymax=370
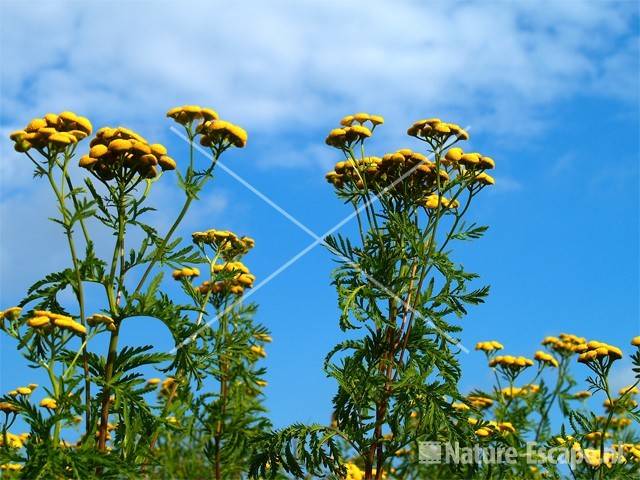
xmin=1 ymin=1 xmax=636 ymax=141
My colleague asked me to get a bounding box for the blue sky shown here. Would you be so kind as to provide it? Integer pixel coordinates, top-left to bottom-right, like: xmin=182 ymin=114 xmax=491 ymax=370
xmin=1 ymin=0 xmax=639 ymax=432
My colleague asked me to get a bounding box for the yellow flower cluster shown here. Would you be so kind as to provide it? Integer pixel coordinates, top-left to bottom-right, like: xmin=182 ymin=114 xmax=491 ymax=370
xmin=40 ymin=397 xmax=58 ymax=409
xmin=571 ymin=390 xmax=592 ymax=400
xmin=192 ymin=229 xmax=255 ymax=259
xmin=196 ymin=120 xmax=248 ymax=149
xmin=443 ymin=147 xmax=495 ymax=170
xmin=87 ymin=313 xmax=116 ymax=331
xmin=254 ymin=332 xmax=272 ymax=343
xmin=324 ymin=149 xmax=449 ymax=198
xmin=452 ymin=402 xmax=469 ymax=411
xmin=325 ymin=113 xmax=382 ymax=149
xmin=577 ymin=340 xmax=622 ymax=364
xmin=468 ymin=395 xmax=494 ymax=409
xmin=26 ymin=310 xmax=86 ymax=336
xmin=167 ymin=105 xmax=219 ymax=126
xmin=598 ymin=416 xmax=632 ymax=430
xmin=619 ymin=384 xmax=639 ymax=396
xmin=617 ymin=443 xmax=640 ymax=462
xmin=340 ymin=112 xmax=384 ymax=128
xmin=9 ymin=111 xmax=92 ymax=152
xmin=475 ymin=421 xmax=516 ymax=437
xmin=632 ymin=336 xmax=640 ymax=347
xmin=147 ymin=378 xmax=161 ymax=387
xmin=580 ymin=448 xmax=626 ymax=468
xmin=475 ymin=340 xmax=504 ymax=352
xmin=167 ymin=105 xmax=248 ymax=149
xmin=0 ymin=306 xmax=22 ymax=328
xmin=0 ymin=401 xmax=18 ymax=413
xmin=583 ymin=431 xmax=609 ymax=442
xmin=250 ymin=345 xmax=267 ymax=358
xmin=542 ymin=333 xmax=587 ymax=355
xmin=0 ymin=463 xmax=23 ymax=471
xmin=534 ymin=350 xmax=559 ymax=368
xmin=5 ymin=384 xmax=37 ymax=398
xmin=172 ymin=267 xmax=200 ymax=281
xmin=197 ymin=261 xmax=255 ymax=296
xmin=501 ymin=384 xmax=539 ymax=398
xmin=343 ymin=462 xmax=365 ymax=480
xmin=160 ymin=377 xmax=177 ymax=397
xmin=407 ymin=118 xmax=469 ymax=142
xmin=0 ymin=432 xmax=28 ymax=449
xmin=325 ymin=125 xmax=372 ymax=149
xmin=423 ymin=194 xmax=459 ymax=210
xmin=604 ymin=396 xmax=638 ymax=412
xmin=489 ymin=355 xmax=534 ymax=369
xmin=80 ymin=127 xmax=174 ymax=182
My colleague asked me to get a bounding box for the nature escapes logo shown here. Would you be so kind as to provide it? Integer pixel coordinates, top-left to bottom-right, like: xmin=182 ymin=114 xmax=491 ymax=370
xmin=418 ymin=441 xmax=627 ymax=467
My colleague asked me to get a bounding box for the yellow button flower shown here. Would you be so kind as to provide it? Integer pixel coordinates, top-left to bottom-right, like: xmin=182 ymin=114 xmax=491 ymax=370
xmin=534 ymin=350 xmax=559 ymax=368
xmin=40 ymin=397 xmax=58 ymax=409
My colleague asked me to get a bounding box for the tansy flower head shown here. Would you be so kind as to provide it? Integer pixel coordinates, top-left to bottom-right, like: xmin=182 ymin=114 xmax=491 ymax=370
xmin=604 ymin=396 xmax=638 ymax=412
xmin=254 ymin=332 xmax=272 ymax=343
xmin=544 ymin=333 xmax=587 ymax=356
xmin=572 ymin=390 xmax=592 ymax=400
xmin=475 ymin=340 xmax=504 ymax=352
xmin=250 ymin=345 xmax=267 ymax=358
xmin=81 ymin=127 xmax=174 ymax=182
xmin=343 ymin=462 xmax=365 ymax=480
xmin=172 ymin=267 xmax=200 ymax=281
xmin=167 ymin=105 xmax=218 ymax=126
xmin=10 ymin=111 xmax=92 ymax=153
xmin=40 ymin=397 xmax=57 ymax=410
xmin=0 ymin=307 xmax=22 ymax=327
xmin=146 ymin=378 xmax=161 ymax=386
xmin=474 ymin=172 xmax=495 ymax=186
xmin=192 ymin=229 xmax=254 ymax=259
xmin=87 ymin=313 xmax=116 ymax=331
xmin=27 ymin=310 xmax=85 ymax=335
xmin=619 ymin=385 xmax=639 ymax=396
xmin=15 ymin=386 xmax=32 ymax=395
xmin=632 ymin=336 xmax=640 ymax=347
xmin=423 ymin=194 xmax=458 ymax=210
xmin=0 ymin=432 xmax=25 ymax=449
xmin=577 ymin=340 xmax=622 ymax=365
xmin=325 ymin=124 xmax=372 ymax=149
xmin=408 ymin=118 xmax=468 ymax=143
xmin=160 ymin=377 xmax=178 ymax=397
xmin=197 ymin=119 xmax=247 ymax=149
xmin=340 ymin=112 xmax=384 ymax=128
xmin=489 ymin=355 xmax=534 ymax=374
xmin=0 ymin=401 xmax=19 ymax=414
xmin=452 ymin=401 xmax=470 ymax=411
xmin=534 ymin=350 xmax=559 ymax=368
xmin=467 ymin=395 xmax=494 ymax=409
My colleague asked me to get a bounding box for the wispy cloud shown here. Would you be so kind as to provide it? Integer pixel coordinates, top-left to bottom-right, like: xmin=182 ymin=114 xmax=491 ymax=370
xmin=1 ymin=1 xmax=637 ymax=141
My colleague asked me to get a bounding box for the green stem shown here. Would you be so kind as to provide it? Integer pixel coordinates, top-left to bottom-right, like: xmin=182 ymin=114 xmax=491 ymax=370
xmin=535 ymin=357 xmax=567 ymax=441
xmin=98 ymin=190 xmax=127 ymax=451
xmin=46 ymin=161 xmax=92 ymax=434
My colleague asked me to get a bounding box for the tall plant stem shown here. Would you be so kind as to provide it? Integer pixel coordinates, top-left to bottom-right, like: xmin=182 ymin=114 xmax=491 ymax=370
xmin=46 ymin=163 xmax=92 ymax=433
xmin=98 ymin=187 xmax=127 ymax=451
xmin=534 ymin=358 xmax=567 ymax=441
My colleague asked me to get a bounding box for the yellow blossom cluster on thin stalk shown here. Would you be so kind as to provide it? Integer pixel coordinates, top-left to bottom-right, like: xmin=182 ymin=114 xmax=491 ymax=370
xmin=251 ymin=112 xmax=500 ymax=480
xmin=0 ymin=105 xmax=272 ymax=478
xmin=431 ymin=334 xmax=640 ymax=479
xmin=9 ymin=111 xmax=92 ymax=153
xmin=79 ymin=127 xmax=176 ymax=182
